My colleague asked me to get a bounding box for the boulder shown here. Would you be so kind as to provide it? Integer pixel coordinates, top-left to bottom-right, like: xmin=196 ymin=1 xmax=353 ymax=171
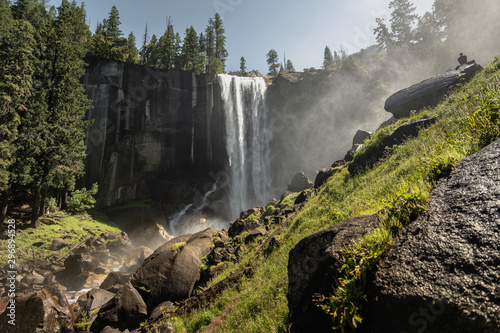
xmin=49 ymin=238 xmax=68 ymax=251
xmin=244 ymin=227 xmax=267 ymax=244
xmin=149 ymin=301 xmax=175 ymax=321
xmin=348 ymin=117 xmax=438 ymax=175
xmin=132 ymin=228 xmax=218 ymax=307
xmin=352 ymin=130 xmax=372 ymax=146
xmin=287 ymin=172 xmax=314 ymax=193
xmin=64 ymin=254 xmax=99 ymax=276
xmin=74 ymin=288 xmax=116 ymax=327
xmin=361 ymin=139 xmax=500 ymax=333
xmin=314 ymin=168 xmax=335 ymax=188
xmin=240 ymin=207 xmax=261 ymax=220
xmin=287 ymin=214 xmax=378 ymax=332
xmin=385 ymin=61 xmax=482 ymax=118
xmin=0 ymin=285 xmax=75 ymax=333
xmin=90 ymin=282 xmax=148 ymax=333
xmin=100 ymin=272 xmax=134 ymax=290
xmin=228 ymin=218 xmax=261 ymax=238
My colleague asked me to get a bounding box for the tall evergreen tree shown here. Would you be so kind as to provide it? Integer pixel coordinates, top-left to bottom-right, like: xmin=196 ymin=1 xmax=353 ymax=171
xmin=266 ymin=49 xmax=279 ymax=76
xmin=205 ymin=13 xmax=227 ymax=75
xmin=126 ymin=32 xmax=139 ymax=63
xmin=240 ymin=56 xmax=247 ymax=76
xmin=180 ymin=26 xmax=202 ymax=73
xmin=388 ymin=0 xmax=419 ymax=47
xmin=286 ymin=59 xmax=295 ymax=73
xmin=105 ymin=5 xmax=122 ymax=41
xmin=0 ymin=0 xmax=36 ymax=223
xmin=146 ymin=34 xmax=159 ymax=67
xmin=27 ymin=0 xmax=92 ymax=224
xmin=140 ymin=23 xmax=148 ymax=64
xmin=158 ymin=19 xmax=177 ymax=69
xmin=323 ymin=46 xmax=334 ymax=69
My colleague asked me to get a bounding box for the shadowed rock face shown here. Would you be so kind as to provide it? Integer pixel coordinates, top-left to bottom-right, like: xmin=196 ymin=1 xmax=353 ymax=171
xmin=287 ymin=215 xmax=378 ymax=332
xmin=361 ymin=139 xmax=500 ymax=333
xmin=82 ymin=58 xmax=227 ymax=209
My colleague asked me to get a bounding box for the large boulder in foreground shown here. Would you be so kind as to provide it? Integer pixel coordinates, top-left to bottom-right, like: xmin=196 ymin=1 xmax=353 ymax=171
xmin=385 ymin=61 xmax=482 ymax=118
xmin=132 ymin=227 xmax=218 ymax=307
xmin=361 ymin=139 xmax=500 ymax=333
xmin=0 ymin=285 xmax=75 ymax=332
xmin=90 ymin=282 xmax=148 ymax=332
xmin=287 ymin=214 xmax=378 ymax=332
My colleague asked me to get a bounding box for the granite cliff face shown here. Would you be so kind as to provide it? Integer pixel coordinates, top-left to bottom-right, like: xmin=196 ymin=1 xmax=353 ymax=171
xmin=82 ymin=58 xmax=227 ymax=211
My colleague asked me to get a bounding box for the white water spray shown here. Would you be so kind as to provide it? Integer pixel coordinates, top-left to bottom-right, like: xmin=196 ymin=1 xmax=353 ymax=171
xmin=218 ymin=74 xmax=272 ymax=219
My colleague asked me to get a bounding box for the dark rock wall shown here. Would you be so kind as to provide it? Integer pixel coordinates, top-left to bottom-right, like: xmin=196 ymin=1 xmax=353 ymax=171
xmin=82 ymin=58 xmax=227 ymax=208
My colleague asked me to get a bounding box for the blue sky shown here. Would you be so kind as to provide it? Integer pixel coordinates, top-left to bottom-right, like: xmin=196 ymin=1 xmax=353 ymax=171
xmin=48 ymin=0 xmax=434 ymax=73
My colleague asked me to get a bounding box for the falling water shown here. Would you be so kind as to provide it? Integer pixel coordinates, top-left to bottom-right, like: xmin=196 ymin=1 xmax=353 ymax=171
xmin=218 ymin=74 xmax=272 ymax=219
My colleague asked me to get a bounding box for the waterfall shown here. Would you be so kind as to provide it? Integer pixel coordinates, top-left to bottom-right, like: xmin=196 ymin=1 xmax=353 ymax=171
xmin=218 ymin=74 xmax=272 ymax=219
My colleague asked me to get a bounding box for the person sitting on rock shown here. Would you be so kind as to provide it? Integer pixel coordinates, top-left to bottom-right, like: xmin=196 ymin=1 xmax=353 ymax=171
xmin=458 ymin=53 xmax=468 ymax=65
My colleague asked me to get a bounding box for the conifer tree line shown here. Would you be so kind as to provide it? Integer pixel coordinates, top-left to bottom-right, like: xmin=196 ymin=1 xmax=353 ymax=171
xmin=0 ymin=0 xmax=92 ymax=226
xmin=90 ymin=6 xmax=229 ymax=76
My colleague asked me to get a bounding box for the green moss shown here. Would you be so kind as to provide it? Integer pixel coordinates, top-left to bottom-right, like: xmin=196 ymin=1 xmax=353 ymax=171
xmin=171 ymin=242 xmax=187 ymax=252
xmin=277 ymin=192 xmax=300 ymax=209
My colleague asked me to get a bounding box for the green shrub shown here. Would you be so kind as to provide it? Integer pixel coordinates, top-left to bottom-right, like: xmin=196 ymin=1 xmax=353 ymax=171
xmin=67 ymin=183 xmax=98 ymax=212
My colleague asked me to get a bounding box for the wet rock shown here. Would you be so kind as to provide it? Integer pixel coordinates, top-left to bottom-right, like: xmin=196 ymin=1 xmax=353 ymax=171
xmin=314 ymin=168 xmax=335 ymax=188
xmin=149 ymin=301 xmax=175 ymax=321
xmin=361 ymin=139 xmax=500 ymax=333
xmin=64 ymin=254 xmax=99 ymax=276
xmin=385 ymin=62 xmax=482 ymax=118
xmin=49 ymin=238 xmax=68 ymax=251
xmin=132 ymin=228 xmax=218 ymax=307
xmin=294 ymin=190 xmax=311 ymax=205
xmin=90 ymin=282 xmax=148 ymax=333
xmin=0 ymin=285 xmax=75 ymax=333
xmin=244 ymin=227 xmax=267 ymax=244
xmin=228 ymin=218 xmax=261 ymax=238
xmin=240 ymin=207 xmax=261 ymax=220
xmin=348 ymin=118 xmax=438 ymax=175
xmin=100 ymin=272 xmax=134 ymax=291
xmin=352 ymin=129 xmax=372 ymax=146
xmin=287 ymin=214 xmax=378 ymax=332
xmin=287 ymin=172 xmax=314 ymax=193
xmin=74 ymin=288 xmax=116 ymax=327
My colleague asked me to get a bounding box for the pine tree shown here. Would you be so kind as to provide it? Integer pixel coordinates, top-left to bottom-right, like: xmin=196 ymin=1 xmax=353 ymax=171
xmin=126 ymin=32 xmax=140 ymax=63
xmin=205 ymin=13 xmax=227 ymax=75
xmin=158 ymin=19 xmax=177 ymax=69
xmin=146 ymin=34 xmax=159 ymax=67
xmin=180 ymin=26 xmax=202 ymax=73
xmin=27 ymin=0 xmax=92 ymax=224
xmin=286 ymin=59 xmax=295 ymax=73
xmin=266 ymin=49 xmax=279 ymax=76
xmin=388 ymin=0 xmax=418 ymax=47
xmin=374 ymin=18 xmax=393 ymax=50
xmin=240 ymin=56 xmax=247 ymax=76
xmin=105 ymin=5 xmax=122 ymax=41
xmin=0 ymin=0 xmax=36 ymax=223
xmin=323 ymin=46 xmax=334 ymax=69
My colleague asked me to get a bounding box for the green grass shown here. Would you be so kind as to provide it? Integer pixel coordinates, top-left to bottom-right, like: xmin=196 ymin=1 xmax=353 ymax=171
xmin=0 ymin=210 xmax=122 ymax=266
xmin=164 ymin=55 xmax=500 ymax=332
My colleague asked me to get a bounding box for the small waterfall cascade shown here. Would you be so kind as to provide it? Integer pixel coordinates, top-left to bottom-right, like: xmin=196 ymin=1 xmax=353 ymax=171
xmin=218 ymin=74 xmax=272 ymax=219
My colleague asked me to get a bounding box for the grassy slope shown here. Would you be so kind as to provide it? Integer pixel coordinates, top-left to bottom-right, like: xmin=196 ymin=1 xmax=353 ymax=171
xmin=0 ymin=210 xmax=122 ymax=266
xmin=155 ymin=55 xmax=500 ymax=333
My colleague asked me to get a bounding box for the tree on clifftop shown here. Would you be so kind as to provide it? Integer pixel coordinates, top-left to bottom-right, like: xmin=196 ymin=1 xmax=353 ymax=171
xmin=267 ymin=49 xmax=279 ymax=76
xmin=323 ymin=46 xmax=334 ymax=69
